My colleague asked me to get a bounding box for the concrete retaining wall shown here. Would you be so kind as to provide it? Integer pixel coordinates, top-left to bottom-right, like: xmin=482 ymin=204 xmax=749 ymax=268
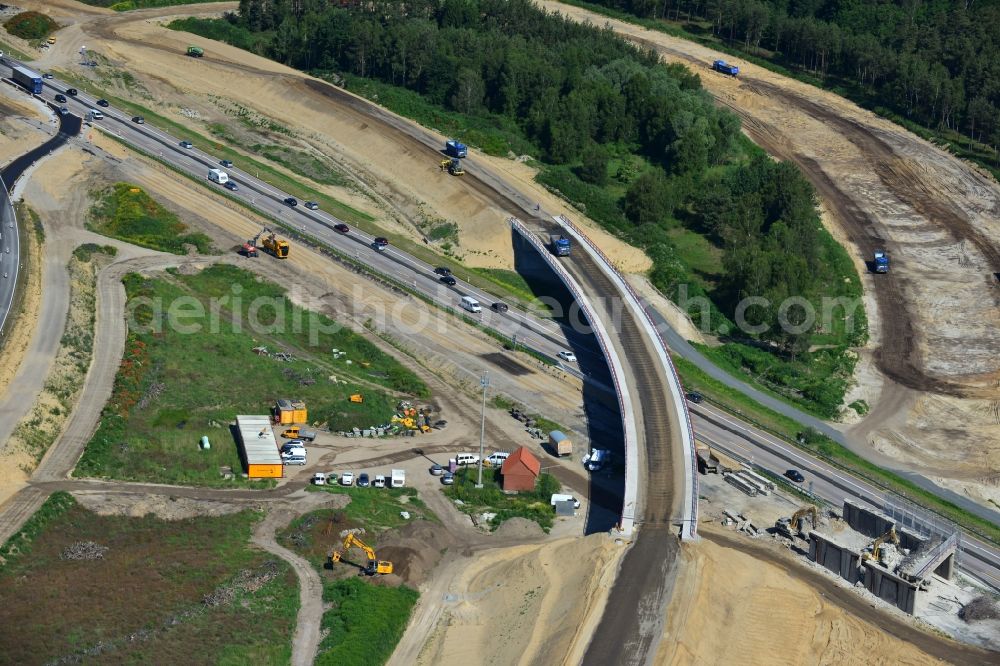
xmin=509 ymin=218 xmax=639 ymax=535
xmin=809 ymin=531 xmax=862 ymax=584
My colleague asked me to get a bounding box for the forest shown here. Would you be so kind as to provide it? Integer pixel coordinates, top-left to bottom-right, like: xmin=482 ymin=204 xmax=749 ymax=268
xmin=174 ymin=0 xmax=865 ymax=417
xmin=587 ymin=0 xmax=1000 ymax=165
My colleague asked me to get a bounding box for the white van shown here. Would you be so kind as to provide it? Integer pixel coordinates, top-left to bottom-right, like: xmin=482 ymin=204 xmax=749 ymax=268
xmin=460 ymin=296 xmax=481 ymax=313
xmin=88 ymin=109 xmax=104 ymax=120
xmin=208 ymin=168 xmax=229 ymax=184
xmin=455 ymin=453 xmax=480 ymax=466
xmin=486 ymin=451 xmax=509 ymax=467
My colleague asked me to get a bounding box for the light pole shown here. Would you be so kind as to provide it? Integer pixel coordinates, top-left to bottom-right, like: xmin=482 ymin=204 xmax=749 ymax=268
xmin=476 ymin=370 xmax=490 ymax=488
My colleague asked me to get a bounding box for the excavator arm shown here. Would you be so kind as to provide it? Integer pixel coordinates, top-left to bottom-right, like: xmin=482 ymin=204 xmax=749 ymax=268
xmin=329 ymin=533 xmax=393 ymax=575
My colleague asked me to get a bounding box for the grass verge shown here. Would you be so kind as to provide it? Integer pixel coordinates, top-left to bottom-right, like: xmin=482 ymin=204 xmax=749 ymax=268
xmin=674 ymin=354 xmax=1000 ymax=544
xmin=87 ymin=182 xmax=214 ymax=254
xmin=317 ymin=578 xmax=418 ymax=666
xmin=444 ymin=467 xmax=561 ymax=532
xmin=77 ymin=264 xmax=428 ymax=486
xmin=0 ymin=496 xmax=297 ymax=664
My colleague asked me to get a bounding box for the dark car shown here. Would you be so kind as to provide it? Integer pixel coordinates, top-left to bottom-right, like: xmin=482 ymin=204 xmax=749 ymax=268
xmin=334 ymin=223 xmax=349 ymax=234
xmin=283 ymin=197 xmax=298 ymax=207
xmin=491 ymin=302 xmax=509 ymax=312
xmin=434 ymin=266 xmax=452 ymax=277
xmin=440 ymin=275 xmax=457 ymax=286
xmin=65 ymin=88 xmax=77 ymax=96
xmin=96 ymin=99 xmax=109 ymax=107
xmin=224 ymin=181 xmax=239 ymax=191
xmin=785 ymin=469 xmax=805 ymax=483
xmin=179 ymin=140 xmax=193 ymax=149
xmin=54 ymin=93 xmax=66 ymax=103
xmin=373 ymin=237 xmax=388 ymax=251
xmin=220 ymin=159 xmax=233 ymax=168
xmin=357 ymin=473 xmax=370 ymax=488
xmin=304 ymin=201 xmax=319 ymax=210
xmin=686 ymin=391 xmax=704 ymax=404
xmin=131 ymin=115 xmax=145 ymax=124
xmin=58 ymin=106 xmax=69 ymax=116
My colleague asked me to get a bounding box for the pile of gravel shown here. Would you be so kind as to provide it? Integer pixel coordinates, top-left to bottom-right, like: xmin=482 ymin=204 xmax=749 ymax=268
xmin=59 ymin=541 xmax=109 ymax=561
xmin=960 ymin=596 xmax=1000 ymax=622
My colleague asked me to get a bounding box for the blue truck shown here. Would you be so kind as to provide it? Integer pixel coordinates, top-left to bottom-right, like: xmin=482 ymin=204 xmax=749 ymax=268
xmin=873 ymin=250 xmax=889 ymax=273
xmin=550 ymin=234 xmax=571 ymax=257
xmin=11 ymin=65 xmax=43 ymax=94
xmin=445 ymin=139 xmax=467 ymax=158
xmin=712 ymin=60 xmax=739 ymax=77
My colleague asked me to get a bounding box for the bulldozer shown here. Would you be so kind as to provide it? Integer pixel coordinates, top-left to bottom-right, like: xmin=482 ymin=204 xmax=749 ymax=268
xmin=329 ymin=533 xmax=393 ymax=576
xmin=241 ymin=227 xmax=289 ymax=259
xmin=440 ymin=158 xmax=464 ymax=176
xmin=774 ymin=505 xmax=818 ymax=539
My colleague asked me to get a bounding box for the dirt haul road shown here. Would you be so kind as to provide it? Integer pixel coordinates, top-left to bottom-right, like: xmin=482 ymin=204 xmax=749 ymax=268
xmin=542 ymin=1 xmax=1000 ymax=499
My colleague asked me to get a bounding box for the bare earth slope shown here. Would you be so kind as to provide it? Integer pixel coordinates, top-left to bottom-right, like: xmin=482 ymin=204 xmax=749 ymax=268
xmin=542 ymin=0 xmax=1000 ymax=502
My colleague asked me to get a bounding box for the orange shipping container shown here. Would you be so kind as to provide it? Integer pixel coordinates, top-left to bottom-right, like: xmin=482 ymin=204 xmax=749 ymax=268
xmin=275 ymin=399 xmax=307 ymax=425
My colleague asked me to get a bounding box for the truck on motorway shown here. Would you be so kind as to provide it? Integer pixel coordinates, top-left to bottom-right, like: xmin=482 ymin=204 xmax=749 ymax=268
xmin=712 ymin=60 xmax=739 ymax=77
xmin=11 ymin=65 xmax=43 ymax=94
xmin=445 ymin=139 xmax=467 ymax=158
xmin=550 ymin=234 xmax=571 ymax=257
xmin=873 ymin=250 xmax=889 ymax=273
xmin=208 ymin=168 xmax=229 ymax=184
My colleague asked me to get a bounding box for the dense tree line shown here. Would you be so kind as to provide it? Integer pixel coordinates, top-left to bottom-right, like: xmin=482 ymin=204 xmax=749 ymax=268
xmin=596 ymin=0 xmax=1000 ymax=151
xmin=198 ymin=0 xmax=855 ymax=359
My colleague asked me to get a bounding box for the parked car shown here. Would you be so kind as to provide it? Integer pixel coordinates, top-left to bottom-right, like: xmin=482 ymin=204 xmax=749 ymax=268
xmin=220 ymin=159 xmax=233 ymax=168
xmin=491 ymin=302 xmax=509 ymax=312
xmin=558 ymin=350 xmax=577 ymax=362
xmin=334 ymin=223 xmax=349 ymax=234
xmin=339 ymin=471 xmax=355 ymax=486
xmin=429 ymin=464 xmax=444 ymax=476
xmin=65 ymin=88 xmax=77 ymax=96
xmin=373 ymin=475 xmax=386 ymax=488
xmin=179 ymin=140 xmax=193 ymax=149
xmin=686 ymin=391 xmax=704 ymax=404
xmin=372 ymin=237 xmax=389 ymax=251
xmin=224 ymin=181 xmax=238 ymax=191
xmin=785 ymin=469 xmax=805 ymax=483
xmin=131 ymin=115 xmax=145 ymax=124
xmin=96 ymin=99 xmax=109 ymax=107
xmin=311 ymin=472 xmax=327 ymax=485
xmin=283 ymin=197 xmax=298 ymax=207
xmin=434 ymin=267 xmax=452 ymax=276
xmin=440 ymin=275 xmax=457 ymax=286
xmin=54 ymin=93 xmax=66 ymax=103
xmin=304 ymin=201 xmax=319 ymax=210
xmin=441 ymin=472 xmax=455 ymax=485
xmin=357 ymin=473 xmax=370 ymax=487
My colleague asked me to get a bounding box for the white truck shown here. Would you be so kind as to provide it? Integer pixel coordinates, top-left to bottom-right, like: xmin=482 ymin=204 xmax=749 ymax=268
xmin=391 ymin=469 xmax=406 ymax=488
xmin=208 ymin=168 xmax=229 ymax=184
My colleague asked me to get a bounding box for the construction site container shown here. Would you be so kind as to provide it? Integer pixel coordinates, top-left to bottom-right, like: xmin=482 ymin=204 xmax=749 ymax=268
xmin=548 ymin=430 xmax=572 ymax=457
xmin=235 ymin=415 xmax=283 ymax=478
xmin=275 ymin=399 xmax=307 ymax=425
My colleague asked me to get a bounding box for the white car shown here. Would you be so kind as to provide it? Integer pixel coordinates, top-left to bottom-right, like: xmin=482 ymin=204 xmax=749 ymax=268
xmin=339 ymin=472 xmax=354 ymax=486
xmin=373 ymin=475 xmax=386 ymax=488
xmin=558 ymin=350 xmax=577 ymax=362
xmin=311 ymin=472 xmax=327 ymax=485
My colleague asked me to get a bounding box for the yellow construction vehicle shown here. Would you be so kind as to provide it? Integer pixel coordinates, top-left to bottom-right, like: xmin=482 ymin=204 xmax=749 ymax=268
xmin=329 ymin=533 xmax=393 ymax=576
xmin=774 ymin=505 xmax=818 ymax=539
xmin=262 ymin=230 xmax=290 ymax=258
xmin=440 ymin=158 xmax=464 ymax=176
xmin=863 ymin=526 xmax=899 ymax=563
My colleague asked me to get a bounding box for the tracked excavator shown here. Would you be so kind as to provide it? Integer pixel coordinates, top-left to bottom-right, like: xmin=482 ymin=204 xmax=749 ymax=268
xmin=774 ymin=505 xmax=818 ymax=539
xmin=862 ymin=526 xmax=899 ymax=564
xmin=328 ymin=533 xmax=393 ymax=576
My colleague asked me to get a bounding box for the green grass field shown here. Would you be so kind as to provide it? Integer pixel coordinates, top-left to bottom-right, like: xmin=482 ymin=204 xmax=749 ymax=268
xmin=316 ymin=578 xmax=418 ymax=666
xmin=87 ymin=182 xmax=214 ymax=254
xmin=0 ymin=493 xmax=297 ymax=664
xmin=77 ymin=264 xmax=428 ymax=486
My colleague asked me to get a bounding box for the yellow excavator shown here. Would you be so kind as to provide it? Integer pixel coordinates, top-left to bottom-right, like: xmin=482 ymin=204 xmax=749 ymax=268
xmin=242 ymin=227 xmax=289 ymax=259
xmin=863 ymin=526 xmax=899 ymax=564
xmin=329 ymin=533 xmax=393 ymax=576
xmin=774 ymin=505 xmax=818 ymax=539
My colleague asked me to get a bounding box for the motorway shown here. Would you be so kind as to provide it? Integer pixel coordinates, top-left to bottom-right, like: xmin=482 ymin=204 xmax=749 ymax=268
xmin=2 ymin=55 xmax=999 ymax=601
